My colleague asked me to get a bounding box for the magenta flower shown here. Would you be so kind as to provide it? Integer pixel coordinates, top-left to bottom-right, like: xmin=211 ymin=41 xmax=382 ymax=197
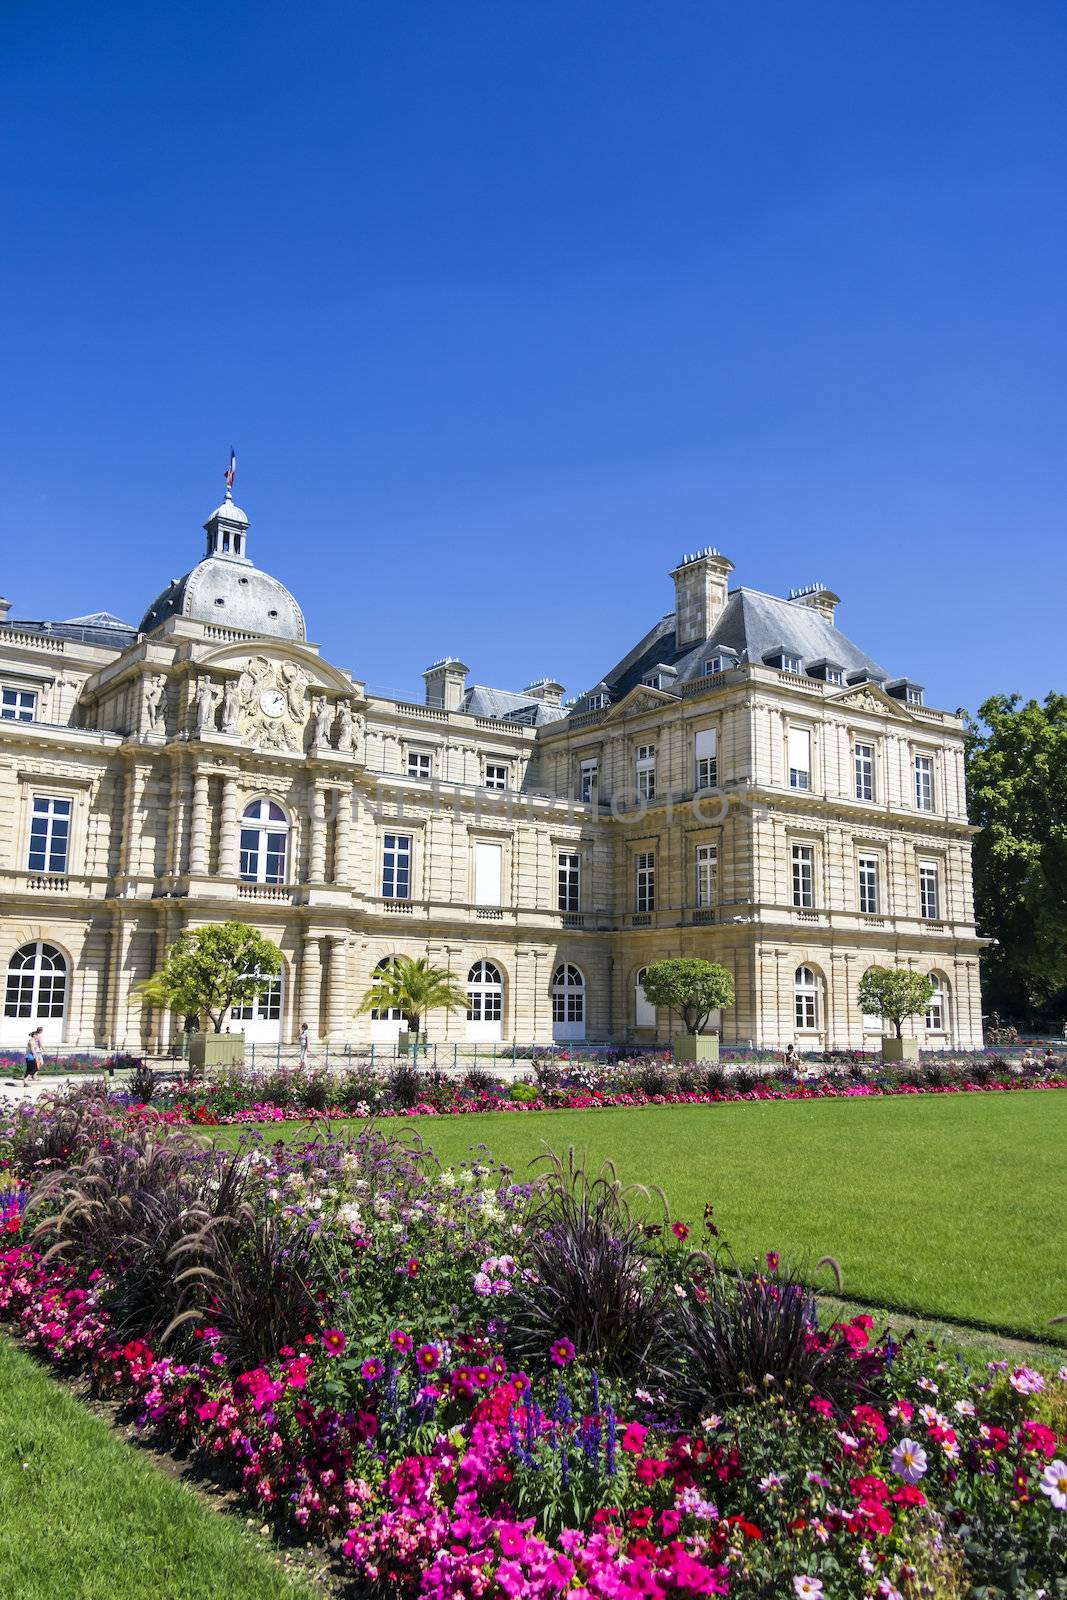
xmin=361 ymin=1357 xmax=384 ymax=1380
xmin=767 ymin=1251 xmax=780 ymax=1273
xmin=415 ymin=1343 xmax=440 ymax=1372
xmin=389 ymin=1329 xmax=413 ymax=1353
xmin=549 ymin=1337 xmax=576 ymax=1367
xmin=322 ymin=1328 xmax=347 ymax=1356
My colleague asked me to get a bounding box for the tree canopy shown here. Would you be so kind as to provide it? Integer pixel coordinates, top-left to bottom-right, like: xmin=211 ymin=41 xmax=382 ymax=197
xmin=965 ymin=692 xmax=1067 ymax=1019
xmin=639 ymin=958 xmax=734 ymax=1034
xmin=856 ymin=967 xmax=935 ymax=1040
xmin=357 ymin=956 xmax=468 ymax=1036
xmin=140 ymin=921 xmax=282 ymax=1034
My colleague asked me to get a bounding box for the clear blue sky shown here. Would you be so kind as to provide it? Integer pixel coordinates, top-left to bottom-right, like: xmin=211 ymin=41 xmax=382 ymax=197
xmin=2 ymin=1 xmax=1064 ymax=712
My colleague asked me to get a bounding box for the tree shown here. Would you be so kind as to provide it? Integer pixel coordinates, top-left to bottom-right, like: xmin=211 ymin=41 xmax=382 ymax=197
xmin=856 ymin=967 xmax=934 ymax=1041
xmin=140 ymin=921 xmax=282 ymax=1034
xmin=965 ymin=692 xmax=1067 ymax=1018
xmin=357 ymin=955 xmax=468 ymax=1037
xmin=639 ymin=958 xmax=734 ymax=1034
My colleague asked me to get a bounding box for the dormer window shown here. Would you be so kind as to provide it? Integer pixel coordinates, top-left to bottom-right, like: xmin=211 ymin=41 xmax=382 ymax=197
xmin=781 ymin=654 xmax=802 ymax=674
xmin=825 ymin=668 xmax=843 ymax=685
xmin=704 ymin=657 xmax=724 ymax=676
xmin=585 ymin=692 xmax=608 ymax=710
xmin=642 ymin=674 xmax=663 ymax=690
xmin=907 ymin=686 xmax=924 ymax=706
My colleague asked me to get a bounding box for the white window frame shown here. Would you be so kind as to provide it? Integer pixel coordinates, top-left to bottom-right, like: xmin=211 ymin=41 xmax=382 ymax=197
xmin=239 ymin=798 xmax=289 ymax=885
xmin=825 ymin=668 xmax=843 ymax=685
xmin=473 ymin=839 xmax=503 ymax=907
xmin=855 ymin=741 xmax=874 ymax=802
xmin=857 ymin=853 xmax=880 ymax=915
xmin=794 ymin=965 xmax=819 ymax=1032
xmin=703 ymin=657 xmax=725 ymax=676
xmin=791 ymin=842 xmax=815 ymax=908
xmin=695 ymin=727 xmax=718 ymax=791
xmin=907 ymin=686 xmax=925 ymax=706
xmin=696 ymin=842 xmax=718 ymax=908
xmin=914 ymin=753 xmax=934 ymax=812
xmin=551 ymin=963 xmax=586 ymax=1029
xmin=466 ymin=960 xmax=503 ymax=1024
xmin=781 ymin=654 xmax=802 ymax=674
xmin=381 ymin=831 xmax=412 ymax=900
xmin=2 ymin=687 xmax=37 ymax=721
xmin=484 ymin=762 xmax=509 ymax=791
xmin=635 ymin=851 xmax=655 ymax=913
xmin=925 ymin=975 xmax=945 ymax=1032
xmin=27 ymin=794 xmax=72 ymax=875
xmin=585 ymin=692 xmax=608 ymax=711
xmin=406 ymin=749 xmax=433 ymax=782
xmin=635 ymin=743 xmax=656 ymax=801
xmin=3 ymin=940 xmax=68 ymax=1030
xmin=578 ymin=758 xmax=598 ymax=803
xmin=788 ymin=726 xmax=811 ymax=791
xmin=918 ymin=859 xmax=940 ymax=920
xmin=557 ymin=850 xmax=581 ymax=914
xmin=635 ymin=967 xmax=656 ymax=1027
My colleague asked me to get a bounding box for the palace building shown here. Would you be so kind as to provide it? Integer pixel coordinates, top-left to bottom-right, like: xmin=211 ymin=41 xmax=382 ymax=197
xmin=0 ymin=485 xmax=985 ymax=1053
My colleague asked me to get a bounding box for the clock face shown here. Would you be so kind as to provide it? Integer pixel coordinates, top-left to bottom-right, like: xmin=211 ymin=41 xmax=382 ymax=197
xmin=259 ymin=688 xmax=286 ymax=719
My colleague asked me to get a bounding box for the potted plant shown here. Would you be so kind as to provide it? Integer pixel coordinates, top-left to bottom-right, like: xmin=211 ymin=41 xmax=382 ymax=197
xmin=139 ymin=921 xmax=283 ymax=1071
xmin=639 ymin=958 xmax=735 ymax=1063
xmin=856 ymin=967 xmax=936 ymax=1063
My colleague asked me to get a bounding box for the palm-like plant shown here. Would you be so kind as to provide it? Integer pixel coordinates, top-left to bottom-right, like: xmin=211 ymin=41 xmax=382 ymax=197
xmin=356 ymin=955 xmax=467 ymax=1037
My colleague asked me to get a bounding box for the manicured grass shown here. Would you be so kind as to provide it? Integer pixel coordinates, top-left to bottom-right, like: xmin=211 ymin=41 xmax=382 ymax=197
xmin=0 ymin=1336 xmax=321 ymax=1600
xmin=220 ymin=1091 xmax=1067 ymax=1343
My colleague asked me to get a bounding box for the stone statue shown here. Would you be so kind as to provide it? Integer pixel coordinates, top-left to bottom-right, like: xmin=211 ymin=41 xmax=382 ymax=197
xmin=313 ymin=695 xmax=331 ymax=747
xmin=143 ymin=674 xmax=166 ymax=734
xmin=336 ymin=698 xmax=354 ymax=752
xmin=194 ymin=677 xmax=218 ymax=733
xmin=221 ymin=679 xmax=241 ymax=734
xmin=281 ymin=659 xmax=310 ymax=720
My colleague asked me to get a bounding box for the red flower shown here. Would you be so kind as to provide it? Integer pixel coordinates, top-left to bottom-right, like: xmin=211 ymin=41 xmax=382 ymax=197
xmin=671 ymin=1221 xmax=690 ymax=1241
xmin=405 ymin=1258 xmax=419 ymax=1277
xmin=621 ymin=1422 xmax=648 ymax=1454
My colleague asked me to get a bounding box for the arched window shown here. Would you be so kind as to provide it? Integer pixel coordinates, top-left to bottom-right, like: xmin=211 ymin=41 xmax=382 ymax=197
xmin=551 ymin=964 xmax=586 ymax=1040
xmin=239 ymin=799 xmax=288 ymax=884
xmin=467 ymin=961 xmax=503 ymax=1024
xmin=369 ymin=957 xmax=403 ymax=1022
xmin=794 ymin=965 xmax=819 ymax=1032
xmin=4 ymin=941 xmax=68 ymax=1023
xmin=635 ymin=967 xmax=656 ymax=1028
xmin=230 ymin=968 xmax=284 ymax=1040
xmin=925 ymin=974 xmax=947 ymax=1033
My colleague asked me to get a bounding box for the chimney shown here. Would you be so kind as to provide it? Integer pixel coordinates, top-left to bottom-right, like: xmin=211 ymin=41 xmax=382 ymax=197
xmin=423 ymin=656 xmax=469 ymax=711
xmin=0 ymin=596 xmax=11 ymax=625
xmin=670 ymin=549 xmax=734 ymax=649
xmin=523 ymin=677 xmax=564 ymax=709
xmin=789 ymin=583 xmax=840 ymax=625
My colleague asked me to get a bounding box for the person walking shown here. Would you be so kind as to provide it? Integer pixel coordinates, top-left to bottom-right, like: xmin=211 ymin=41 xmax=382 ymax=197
xmin=24 ymin=1027 xmax=44 ymax=1084
xmin=298 ymin=1022 xmax=309 ymax=1066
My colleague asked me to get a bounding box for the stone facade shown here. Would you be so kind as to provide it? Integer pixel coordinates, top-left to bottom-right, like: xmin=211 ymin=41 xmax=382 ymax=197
xmin=0 ymin=495 xmax=985 ymax=1054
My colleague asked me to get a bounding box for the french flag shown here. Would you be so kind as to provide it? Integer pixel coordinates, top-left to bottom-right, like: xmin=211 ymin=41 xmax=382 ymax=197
xmin=224 ymin=448 xmax=236 ymax=491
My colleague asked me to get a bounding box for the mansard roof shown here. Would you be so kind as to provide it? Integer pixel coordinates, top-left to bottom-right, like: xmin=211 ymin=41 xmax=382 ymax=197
xmin=584 ymin=587 xmax=888 ymax=706
xmin=0 ymin=612 xmax=137 ymax=650
xmin=461 ymin=685 xmax=568 ymax=726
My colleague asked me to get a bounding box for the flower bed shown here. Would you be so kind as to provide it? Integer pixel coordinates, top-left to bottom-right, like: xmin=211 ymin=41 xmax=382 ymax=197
xmin=1 ymin=1088 xmax=1065 ymax=1598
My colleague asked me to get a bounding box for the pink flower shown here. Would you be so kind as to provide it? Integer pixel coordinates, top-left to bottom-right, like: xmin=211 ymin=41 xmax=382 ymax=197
xmin=766 ymin=1251 xmax=780 ymax=1273
xmin=549 ymin=1337 xmax=575 ymax=1367
xmin=389 ymin=1329 xmax=413 ymax=1353
xmin=621 ymin=1422 xmax=648 ymax=1454
xmin=322 ymin=1328 xmax=347 ymax=1356
xmin=415 ymin=1344 xmax=440 ymax=1372
xmin=361 ymin=1357 xmax=384 ymax=1380
xmin=671 ymin=1221 xmax=689 ymax=1241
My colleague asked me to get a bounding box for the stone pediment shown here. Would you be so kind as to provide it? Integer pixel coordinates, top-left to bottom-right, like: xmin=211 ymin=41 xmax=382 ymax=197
xmin=194 ymin=643 xmax=366 ymax=754
xmin=198 ymin=639 xmax=360 ymax=699
xmin=602 ymin=684 xmax=678 ymax=722
xmin=827 ymin=682 xmax=915 ymax=721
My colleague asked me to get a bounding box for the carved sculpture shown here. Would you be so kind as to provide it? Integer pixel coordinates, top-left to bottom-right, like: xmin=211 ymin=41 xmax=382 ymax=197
xmin=143 ymin=674 xmax=166 ymax=734
xmin=313 ymin=695 xmax=331 ymax=748
xmin=194 ymin=676 xmax=219 ymax=732
xmin=221 ymin=678 xmax=241 ymax=734
xmin=336 ymin=698 xmax=354 ymax=752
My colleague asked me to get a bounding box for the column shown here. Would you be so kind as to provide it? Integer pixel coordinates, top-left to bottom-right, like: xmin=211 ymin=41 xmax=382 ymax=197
xmin=189 ymin=769 xmax=210 ymax=876
xmin=326 ymin=935 xmax=349 ymax=1038
xmin=297 ymin=934 xmax=322 ymax=1037
xmin=308 ymin=784 xmax=327 ymax=882
xmin=333 ymin=786 xmax=352 ymax=885
xmin=121 ymin=765 xmax=146 ymax=877
xmin=219 ymin=775 xmax=239 ymax=878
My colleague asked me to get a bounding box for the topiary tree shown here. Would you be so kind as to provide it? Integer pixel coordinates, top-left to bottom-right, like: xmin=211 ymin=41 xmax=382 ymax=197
xmin=856 ymin=967 xmax=935 ymax=1041
xmin=639 ymin=958 xmax=735 ymax=1035
xmin=139 ymin=921 xmax=282 ymax=1034
xmin=357 ymin=955 xmax=468 ymax=1038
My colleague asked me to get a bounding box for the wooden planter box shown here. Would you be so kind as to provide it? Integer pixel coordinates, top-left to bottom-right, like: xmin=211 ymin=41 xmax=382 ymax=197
xmin=881 ymin=1037 xmax=920 ymax=1063
xmin=674 ymin=1033 xmax=720 ymax=1064
xmin=188 ymin=1032 xmax=246 ymax=1071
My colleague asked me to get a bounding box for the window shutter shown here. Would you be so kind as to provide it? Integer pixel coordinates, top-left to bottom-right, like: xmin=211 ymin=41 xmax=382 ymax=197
xmin=473 ymin=842 xmax=502 ymax=906
xmin=694 ymin=727 xmax=717 ymax=761
xmin=788 ymin=727 xmax=810 ymax=772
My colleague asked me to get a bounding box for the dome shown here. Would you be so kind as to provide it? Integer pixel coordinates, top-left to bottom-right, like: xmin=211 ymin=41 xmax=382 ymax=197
xmin=139 ymin=559 xmax=306 ymax=639
xmin=138 ymin=490 xmax=305 ymax=640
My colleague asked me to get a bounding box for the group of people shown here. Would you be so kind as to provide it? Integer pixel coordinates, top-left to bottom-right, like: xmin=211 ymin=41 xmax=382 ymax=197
xmin=1019 ymin=1045 xmax=1060 ymax=1072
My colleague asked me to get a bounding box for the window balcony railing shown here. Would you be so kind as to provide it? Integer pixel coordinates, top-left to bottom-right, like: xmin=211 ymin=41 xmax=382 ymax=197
xmin=26 ymin=873 xmax=70 ymax=892
xmin=561 ymin=912 xmax=585 ymax=928
xmin=237 ymin=882 xmax=293 ymax=902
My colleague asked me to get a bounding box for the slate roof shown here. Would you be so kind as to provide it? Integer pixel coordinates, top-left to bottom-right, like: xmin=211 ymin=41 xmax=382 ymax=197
xmin=577 ymin=587 xmax=890 ymax=707
xmin=1 ymin=613 xmax=137 ymax=650
xmin=461 ymin=685 xmax=569 ymax=726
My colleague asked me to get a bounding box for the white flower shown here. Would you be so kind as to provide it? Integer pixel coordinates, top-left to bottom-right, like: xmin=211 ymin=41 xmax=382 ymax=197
xmin=793 ymin=1578 xmax=824 ymax=1599
xmin=916 ymin=1376 xmax=939 ymax=1393
xmin=1039 ymin=1459 xmax=1067 ymax=1511
xmin=858 ymin=1548 xmax=875 ymax=1575
xmin=758 ymin=1473 xmax=783 ymax=1492
xmin=891 ymin=1438 xmax=928 ymax=1484
xmin=1009 ymin=1365 xmax=1046 ymax=1395
xmin=953 ymin=1399 xmax=976 ymax=1418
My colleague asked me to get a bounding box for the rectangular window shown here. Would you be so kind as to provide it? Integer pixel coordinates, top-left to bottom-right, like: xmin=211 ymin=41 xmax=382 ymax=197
xmin=919 ymin=860 xmax=940 ymax=920
xmin=635 ymin=744 xmax=656 ymax=800
xmin=782 ymin=654 xmax=802 ymax=673
xmin=788 ymin=727 xmax=811 ymax=791
xmin=695 ymin=727 xmax=718 ymax=790
xmin=407 ymin=750 xmax=432 ymax=781
xmin=473 ymin=840 xmax=503 ymax=907
xmin=914 ymin=754 xmax=934 ymax=811
xmin=791 ymin=843 xmax=814 ymax=908
xmin=925 ymin=983 xmax=944 ymax=1031
xmin=484 ymin=763 xmax=508 ymax=791
xmin=558 ymin=850 xmax=581 ymax=913
xmin=795 ymin=986 xmax=817 ymax=1031
xmin=27 ymin=795 xmax=72 ymax=874
xmin=1 ymin=687 xmax=37 ymax=721
xmin=907 ymin=686 xmax=924 ymax=706
xmin=635 ymin=851 xmax=655 ymax=913
xmin=381 ymin=832 xmax=412 ymax=900
xmin=704 ymin=657 xmax=724 ymax=676
xmin=855 ymin=741 xmax=874 ymax=801
xmin=825 ymin=668 xmax=843 ymax=685
xmin=858 ymin=853 xmax=880 ymax=915
xmin=696 ymin=843 xmax=718 ymax=908
xmin=586 ymin=692 xmax=607 ymax=710
xmin=578 ymin=759 xmax=598 ymax=803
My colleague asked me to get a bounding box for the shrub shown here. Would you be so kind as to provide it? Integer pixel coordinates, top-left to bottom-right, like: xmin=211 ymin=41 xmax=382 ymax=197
xmin=701 ymin=1063 xmax=727 ymax=1095
xmin=127 ymin=1060 xmax=157 ymax=1104
xmin=637 ymin=1059 xmax=670 ymax=1097
xmin=386 ymin=1060 xmax=422 ymax=1109
xmin=509 ymin=1080 xmax=540 ymax=1104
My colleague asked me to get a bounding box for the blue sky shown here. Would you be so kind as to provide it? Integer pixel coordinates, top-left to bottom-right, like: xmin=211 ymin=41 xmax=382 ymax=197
xmin=2 ymin=1 xmax=1065 ymax=712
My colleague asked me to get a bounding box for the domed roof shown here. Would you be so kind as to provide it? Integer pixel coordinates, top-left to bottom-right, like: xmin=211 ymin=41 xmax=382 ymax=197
xmin=138 ymin=490 xmax=306 ymax=641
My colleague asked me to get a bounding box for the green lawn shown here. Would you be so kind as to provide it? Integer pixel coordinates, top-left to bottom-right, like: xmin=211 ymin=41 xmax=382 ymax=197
xmin=0 ymin=1336 xmax=321 ymax=1600
xmin=220 ymin=1091 xmax=1067 ymax=1344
